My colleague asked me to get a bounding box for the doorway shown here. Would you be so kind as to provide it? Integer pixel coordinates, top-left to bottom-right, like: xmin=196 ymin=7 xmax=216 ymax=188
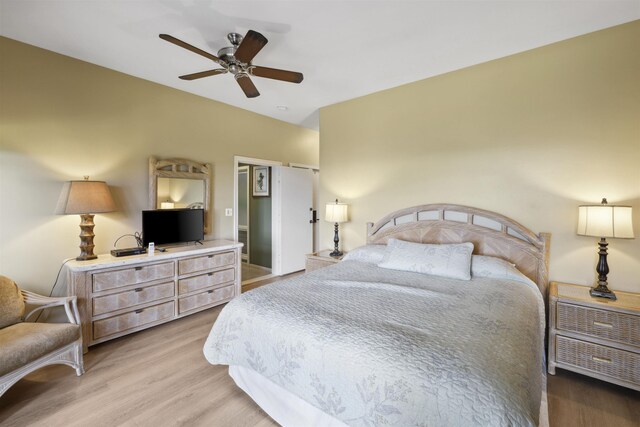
xmin=237 ymin=163 xmax=273 ymax=283
xmin=234 ymin=156 xmax=317 ymax=286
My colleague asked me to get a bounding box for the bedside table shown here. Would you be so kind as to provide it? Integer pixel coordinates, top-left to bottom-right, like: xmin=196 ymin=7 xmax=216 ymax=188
xmin=305 ymin=250 xmax=345 ymax=273
xmin=548 ymin=281 xmax=640 ymax=391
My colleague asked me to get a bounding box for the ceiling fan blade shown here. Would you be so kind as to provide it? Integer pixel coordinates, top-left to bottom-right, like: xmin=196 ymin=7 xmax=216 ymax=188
xmin=159 ymin=34 xmax=220 ymax=63
xmin=234 ymin=30 xmax=268 ymax=64
xmin=179 ymin=69 xmax=227 ymax=80
xmin=235 ymin=74 xmax=260 ymax=98
xmin=250 ymin=66 xmax=303 ymax=84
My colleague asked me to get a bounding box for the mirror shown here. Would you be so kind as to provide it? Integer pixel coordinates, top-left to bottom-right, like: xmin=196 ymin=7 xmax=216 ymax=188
xmin=156 ymin=178 xmax=204 ymax=209
xmin=149 ymin=157 xmax=212 ymax=233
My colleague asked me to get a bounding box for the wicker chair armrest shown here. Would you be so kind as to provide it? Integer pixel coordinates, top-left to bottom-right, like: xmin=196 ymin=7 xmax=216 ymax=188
xmin=21 ymin=290 xmax=80 ymax=325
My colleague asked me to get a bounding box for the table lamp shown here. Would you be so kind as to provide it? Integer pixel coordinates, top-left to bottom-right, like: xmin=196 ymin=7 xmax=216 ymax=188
xmin=56 ymin=177 xmax=116 ymax=261
xmin=325 ymin=199 xmax=348 ymax=257
xmin=577 ymin=198 xmax=634 ymax=300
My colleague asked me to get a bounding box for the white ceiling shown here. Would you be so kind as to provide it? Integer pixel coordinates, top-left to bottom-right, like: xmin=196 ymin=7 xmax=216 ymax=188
xmin=1 ymin=1 xmax=638 ymax=130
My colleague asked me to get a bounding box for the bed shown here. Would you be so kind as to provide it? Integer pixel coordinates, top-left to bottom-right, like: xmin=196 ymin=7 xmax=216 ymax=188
xmin=204 ymin=204 xmax=551 ymax=426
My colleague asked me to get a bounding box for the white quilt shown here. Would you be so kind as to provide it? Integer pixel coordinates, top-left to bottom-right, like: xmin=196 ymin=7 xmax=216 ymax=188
xmin=204 ymin=260 xmax=545 ymax=426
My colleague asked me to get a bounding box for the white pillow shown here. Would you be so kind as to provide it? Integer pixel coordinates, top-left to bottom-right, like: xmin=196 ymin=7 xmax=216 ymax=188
xmin=471 ymin=255 xmax=537 ymax=287
xmin=378 ymin=239 xmax=474 ymax=280
xmin=342 ymin=245 xmax=387 ymax=264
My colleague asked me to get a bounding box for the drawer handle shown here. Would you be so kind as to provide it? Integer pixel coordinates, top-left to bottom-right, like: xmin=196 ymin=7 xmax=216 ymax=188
xmin=135 ymin=266 xmax=143 ymax=271
xmin=592 ymin=356 xmax=611 ymax=363
xmin=207 ymin=290 xmax=214 ymax=294
xmin=593 ymin=321 xmax=613 ymax=328
xmin=134 ymin=288 xmax=143 ymax=292
xmin=208 ymin=272 xmax=213 ymax=276
xmin=208 ymin=255 xmax=214 ymax=259
xmin=135 ymin=309 xmax=144 ymax=314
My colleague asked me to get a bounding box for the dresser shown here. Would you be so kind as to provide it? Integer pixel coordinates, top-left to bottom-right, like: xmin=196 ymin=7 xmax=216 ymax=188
xmin=548 ymin=281 xmax=640 ymax=391
xmin=305 ymin=250 xmax=345 ymax=273
xmin=65 ymin=240 xmax=242 ymax=352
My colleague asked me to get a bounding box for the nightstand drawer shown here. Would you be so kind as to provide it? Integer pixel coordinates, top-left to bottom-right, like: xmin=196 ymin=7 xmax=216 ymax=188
xmin=557 ymin=302 xmax=640 ymax=346
xmin=556 ymin=336 xmax=640 ymax=385
xmin=305 ymin=258 xmax=335 ymax=272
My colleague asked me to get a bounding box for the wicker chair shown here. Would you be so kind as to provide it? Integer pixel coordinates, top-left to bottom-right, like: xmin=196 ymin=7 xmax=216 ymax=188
xmin=0 ymin=275 xmax=84 ymax=397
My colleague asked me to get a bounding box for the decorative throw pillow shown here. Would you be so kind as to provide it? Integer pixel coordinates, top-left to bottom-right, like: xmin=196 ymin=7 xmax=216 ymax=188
xmin=378 ymin=239 xmax=474 ymax=280
xmin=342 ymin=245 xmax=387 ymax=264
xmin=0 ymin=275 xmax=25 ymax=329
xmin=471 ymin=255 xmax=536 ymax=287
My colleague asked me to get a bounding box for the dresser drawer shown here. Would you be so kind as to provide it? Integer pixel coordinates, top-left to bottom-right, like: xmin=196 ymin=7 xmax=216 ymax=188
xmin=92 ymin=281 xmax=175 ymax=316
xmin=556 ymin=336 xmax=640 ymax=385
xmin=93 ymin=262 xmax=175 ymax=292
xmin=178 ymin=251 xmax=235 ymax=276
xmin=93 ymin=301 xmax=175 ymax=340
xmin=178 ymin=268 xmax=235 ymax=295
xmin=178 ymin=284 xmax=235 ymax=314
xmin=557 ymin=302 xmax=640 ymax=347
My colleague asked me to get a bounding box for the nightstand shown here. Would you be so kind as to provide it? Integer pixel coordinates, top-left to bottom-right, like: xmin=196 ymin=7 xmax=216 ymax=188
xmin=305 ymin=250 xmax=345 ymax=273
xmin=548 ymin=281 xmax=640 ymax=391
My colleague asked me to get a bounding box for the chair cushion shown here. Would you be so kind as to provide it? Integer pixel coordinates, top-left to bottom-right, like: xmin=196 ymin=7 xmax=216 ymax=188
xmin=0 ymin=322 xmax=80 ymax=376
xmin=0 ymin=275 xmax=25 ymax=329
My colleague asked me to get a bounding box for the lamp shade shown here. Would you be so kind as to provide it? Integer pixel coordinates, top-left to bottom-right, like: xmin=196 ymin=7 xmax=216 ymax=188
xmin=326 ymin=202 xmax=348 ymax=223
xmin=56 ymin=180 xmax=116 ymax=215
xmin=577 ymin=203 xmax=634 ymax=239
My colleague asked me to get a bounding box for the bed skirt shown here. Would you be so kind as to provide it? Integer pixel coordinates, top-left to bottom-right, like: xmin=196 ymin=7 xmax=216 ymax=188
xmin=229 ymin=365 xmax=549 ymax=427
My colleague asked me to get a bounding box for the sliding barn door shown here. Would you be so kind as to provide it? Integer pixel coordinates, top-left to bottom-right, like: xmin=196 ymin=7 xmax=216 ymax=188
xmin=272 ymin=166 xmax=313 ymax=275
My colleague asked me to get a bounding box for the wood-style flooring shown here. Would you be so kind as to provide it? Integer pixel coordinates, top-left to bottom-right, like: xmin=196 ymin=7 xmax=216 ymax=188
xmin=241 ymin=263 xmax=271 ymax=282
xmin=1 ymin=274 xmax=638 ymax=427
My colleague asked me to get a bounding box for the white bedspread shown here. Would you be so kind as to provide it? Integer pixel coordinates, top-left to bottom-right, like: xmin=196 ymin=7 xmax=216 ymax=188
xmin=204 ymin=260 xmax=546 ymax=426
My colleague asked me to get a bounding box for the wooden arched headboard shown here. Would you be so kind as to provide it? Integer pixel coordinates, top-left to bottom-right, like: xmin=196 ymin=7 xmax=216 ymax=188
xmin=366 ymin=204 xmax=551 ymax=297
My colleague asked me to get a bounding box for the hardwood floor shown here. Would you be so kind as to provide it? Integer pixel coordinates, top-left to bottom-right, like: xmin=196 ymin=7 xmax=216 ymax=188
xmin=241 ymin=263 xmax=272 ymax=282
xmin=2 ymin=274 xmax=638 ymax=427
xmin=547 ymin=369 xmax=639 ymax=427
xmin=0 ymin=304 xmax=278 ymax=427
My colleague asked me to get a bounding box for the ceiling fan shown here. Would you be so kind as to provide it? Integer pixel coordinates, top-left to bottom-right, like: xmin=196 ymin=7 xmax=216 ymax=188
xmin=159 ymin=30 xmax=303 ymax=98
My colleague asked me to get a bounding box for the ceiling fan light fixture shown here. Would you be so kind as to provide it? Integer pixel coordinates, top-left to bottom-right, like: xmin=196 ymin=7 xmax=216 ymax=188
xmin=227 ymin=32 xmax=243 ymax=46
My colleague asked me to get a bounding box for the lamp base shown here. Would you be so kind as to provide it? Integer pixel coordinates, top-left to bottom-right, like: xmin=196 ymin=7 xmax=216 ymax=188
xmin=590 ymin=285 xmax=617 ymax=301
xmin=589 ymin=237 xmax=616 ymax=300
xmin=330 ymin=222 xmax=342 ymax=258
xmin=77 ymin=214 xmax=98 ymax=261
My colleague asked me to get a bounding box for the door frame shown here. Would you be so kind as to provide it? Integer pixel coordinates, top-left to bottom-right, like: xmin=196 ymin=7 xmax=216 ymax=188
xmin=237 ymin=165 xmax=250 ymax=264
xmin=233 ymin=156 xmax=283 ymax=279
xmin=289 ymin=162 xmax=319 ymax=171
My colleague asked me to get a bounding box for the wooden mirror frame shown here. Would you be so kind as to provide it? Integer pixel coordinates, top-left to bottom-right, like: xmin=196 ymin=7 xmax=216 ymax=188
xmin=148 ymin=156 xmax=212 ymax=233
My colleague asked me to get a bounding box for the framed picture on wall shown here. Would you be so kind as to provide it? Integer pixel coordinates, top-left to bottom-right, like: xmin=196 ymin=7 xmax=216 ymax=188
xmin=253 ymin=166 xmax=270 ymax=197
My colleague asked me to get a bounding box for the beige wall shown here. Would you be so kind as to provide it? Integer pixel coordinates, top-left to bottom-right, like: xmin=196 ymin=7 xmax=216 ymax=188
xmin=320 ymin=21 xmax=640 ymax=293
xmin=0 ymin=37 xmax=318 ymax=294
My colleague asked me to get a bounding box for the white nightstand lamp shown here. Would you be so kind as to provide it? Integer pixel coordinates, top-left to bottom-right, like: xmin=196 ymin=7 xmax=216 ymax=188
xmin=577 ymin=198 xmax=634 ymax=300
xmin=325 ymin=199 xmax=348 ymax=257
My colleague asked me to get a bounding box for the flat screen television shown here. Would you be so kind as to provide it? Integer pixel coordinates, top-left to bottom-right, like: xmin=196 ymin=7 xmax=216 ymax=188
xmin=142 ymin=208 xmax=204 ymax=247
